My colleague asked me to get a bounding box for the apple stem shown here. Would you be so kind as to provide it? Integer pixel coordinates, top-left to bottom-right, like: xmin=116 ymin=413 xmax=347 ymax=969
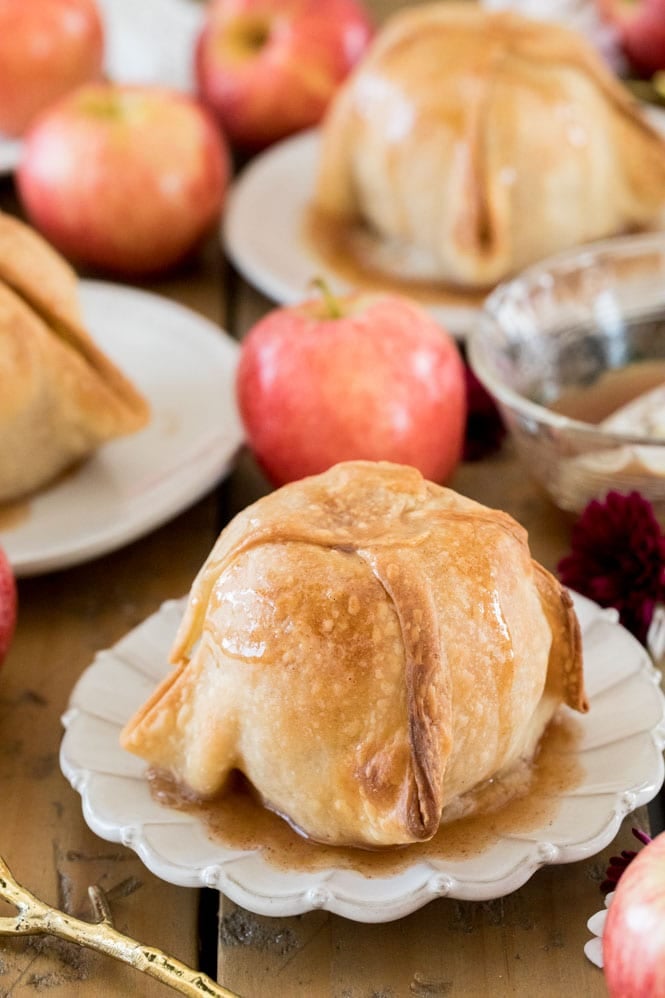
xmin=310 ymin=276 xmax=344 ymax=319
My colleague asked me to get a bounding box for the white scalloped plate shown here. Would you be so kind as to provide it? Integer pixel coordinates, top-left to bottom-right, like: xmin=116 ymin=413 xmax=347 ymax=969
xmin=60 ymin=591 xmax=665 ymax=923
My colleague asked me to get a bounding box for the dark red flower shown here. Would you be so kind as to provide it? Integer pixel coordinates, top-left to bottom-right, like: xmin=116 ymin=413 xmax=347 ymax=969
xmin=463 ymin=363 xmax=507 ymax=462
xmin=601 ymin=828 xmax=652 ymax=894
xmin=557 ymin=491 xmax=665 ymax=645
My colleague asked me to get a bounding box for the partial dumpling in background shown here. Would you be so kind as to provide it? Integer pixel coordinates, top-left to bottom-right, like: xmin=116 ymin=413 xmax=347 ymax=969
xmin=312 ymin=2 xmax=665 ymax=290
xmin=0 ymin=211 xmax=149 ymax=503
xmin=121 ymin=461 xmax=586 ymax=849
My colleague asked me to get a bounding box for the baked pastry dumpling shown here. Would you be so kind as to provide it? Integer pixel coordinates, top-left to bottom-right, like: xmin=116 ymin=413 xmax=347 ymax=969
xmin=122 ymin=461 xmax=587 ymax=848
xmin=312 ymin=3 xmax=665 ymax=289
xmin=0 ymin=211 xmax=149 ymax=503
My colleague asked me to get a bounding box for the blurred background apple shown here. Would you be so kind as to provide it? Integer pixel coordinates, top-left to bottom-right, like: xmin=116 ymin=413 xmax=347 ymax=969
xmin=0 ymin=0 xmax=104 ymax=137
xmin=598 ymin=0 xmax=665 ymax=75
xmin=195 ymin=0 xmax=374 ymax=152
xmin=17 ymin=83 xmax=230 ymax=276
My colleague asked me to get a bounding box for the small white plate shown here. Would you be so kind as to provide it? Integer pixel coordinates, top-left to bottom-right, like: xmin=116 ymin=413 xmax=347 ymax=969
xmin=1 ymin=281 xmax=243 ymax=576
xmin=60 ymin=591 xmax=665 ymax=923
xmin=223 ymin=108 xmax=665 ymax=340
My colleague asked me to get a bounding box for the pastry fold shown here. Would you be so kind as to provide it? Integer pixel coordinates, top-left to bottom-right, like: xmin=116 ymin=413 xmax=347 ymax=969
xmin=0 ymin=212 xmax=148 ymax=502
xmin=312 ymin=3 xmax=665 ymax=288
xmin=122 ymin=461 xmax=586 ymax=848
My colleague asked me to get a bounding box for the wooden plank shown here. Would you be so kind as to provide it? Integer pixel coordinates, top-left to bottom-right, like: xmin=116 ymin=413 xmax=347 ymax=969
xmin=0 ymin=495 xmax=221 ymax=996
xmin=217 ymin=817 xmax=646 ymax=997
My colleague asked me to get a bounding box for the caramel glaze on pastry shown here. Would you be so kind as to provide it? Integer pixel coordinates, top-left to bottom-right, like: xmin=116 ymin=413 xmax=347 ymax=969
xmin=122 ymin=461 xmax=587 ymax=849
xmin=311 ymin=3 xmax=665 ymax=289
xmin=0 ymin=211 xmax=149 ymax=503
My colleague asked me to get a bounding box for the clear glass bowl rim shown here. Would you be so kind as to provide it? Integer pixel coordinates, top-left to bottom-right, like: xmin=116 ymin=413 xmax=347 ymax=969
xmin=467 ymin=231 xmax=665 ymax=447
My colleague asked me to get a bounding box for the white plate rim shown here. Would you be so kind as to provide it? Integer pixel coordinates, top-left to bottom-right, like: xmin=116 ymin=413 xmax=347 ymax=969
xmin=1 ymin=280 xmax=243 ymax=576
xmin=60 ymin=589 xmax=665 ymax=923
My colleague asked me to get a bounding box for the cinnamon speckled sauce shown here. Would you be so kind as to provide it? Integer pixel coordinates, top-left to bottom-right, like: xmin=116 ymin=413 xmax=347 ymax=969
xmin=304 ymin=206 xmax=489 ymax=309
xmin=149 ymin=712 xmax=583 ymax=876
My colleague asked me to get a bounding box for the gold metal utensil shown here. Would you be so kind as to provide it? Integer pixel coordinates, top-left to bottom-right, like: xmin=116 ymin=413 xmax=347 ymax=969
xmin=0 ymin=855 xmax=240 ymax=997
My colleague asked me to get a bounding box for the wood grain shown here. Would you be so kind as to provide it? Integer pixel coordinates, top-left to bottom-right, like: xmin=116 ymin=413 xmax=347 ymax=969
xmin=0 ymin=497 xmax=222 ymax=997
xmin=217 ymin=837 xmax=643 ymax=998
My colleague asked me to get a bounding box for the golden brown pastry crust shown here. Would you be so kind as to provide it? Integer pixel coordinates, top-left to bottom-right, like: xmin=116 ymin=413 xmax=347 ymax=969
xmin=313 ymin=3 xmax=665 ymax=288
xmin=122 ymin=462 xmax=586 ymax=848
xmin=0 ymin=211 xmax=148 ymax=502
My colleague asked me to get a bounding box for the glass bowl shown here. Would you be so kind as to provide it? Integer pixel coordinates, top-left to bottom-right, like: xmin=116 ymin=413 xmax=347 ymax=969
xmin=467 ymin=232 xmax=665 ymax=517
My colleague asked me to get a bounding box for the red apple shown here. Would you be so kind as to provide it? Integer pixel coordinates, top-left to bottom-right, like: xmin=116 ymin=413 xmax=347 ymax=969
xmin=0 ymin=545 xmax=17 ymax=668
xmin=0 ymin=0 xmax=104 ymax=138
xmin=603 ymin=830 xmax=665 ymax=996
xmin=195 ymin=0 xmax=373 ymax=152
xmin=598 ymin=0 xmax=665 ymax=75
xmin=236 ymin=286 xmax=467 ymax=486
xmin=17 ymin=83 xmax=230 ymax=276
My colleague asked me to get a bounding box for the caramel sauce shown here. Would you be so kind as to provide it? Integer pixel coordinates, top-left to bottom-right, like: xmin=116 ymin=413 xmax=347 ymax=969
xmin=0 ymin=499 xmax=30 ymax=532
xmin=148 ymin=713 xmax=583 ymax=876
xmin=550 ymin=360 xmax=665 ymax=424
xmin=0 ymin=459 xmax=88 ymax=533
xmin=304 ymin=206 xmax=488 ymax=310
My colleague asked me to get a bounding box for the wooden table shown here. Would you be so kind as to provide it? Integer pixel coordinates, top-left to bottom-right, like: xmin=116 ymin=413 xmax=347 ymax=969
xmin=1 ymin=3 xmax=663 ymax=995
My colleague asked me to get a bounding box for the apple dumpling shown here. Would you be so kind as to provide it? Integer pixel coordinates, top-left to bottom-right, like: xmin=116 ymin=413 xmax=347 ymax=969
xmin=121 ymin=461 xmax=587 ymax=849
xmin=311 ymin=3 xmax=665 ymax=289
xmin=0 ymin=211 xmax=149 ymax=503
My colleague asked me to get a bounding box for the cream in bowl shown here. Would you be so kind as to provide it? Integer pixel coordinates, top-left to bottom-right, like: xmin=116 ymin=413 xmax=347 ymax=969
xmin=467 ymin=232 xmax=665 ymax=517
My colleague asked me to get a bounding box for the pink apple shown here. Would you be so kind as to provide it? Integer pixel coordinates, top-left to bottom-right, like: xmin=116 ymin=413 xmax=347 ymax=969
xmin=17 ymin=83 xmax=230 ymax=276
xmin=598 ymin=0 xmax=665 ymax=75
xmin=0 ymin=0 xmax=104 ymax=138
xmin=195 ymin=0 xmax=373 ymax=152
xmin=603 ymin=830 xmax=665 ymax=997
xmin=236 ymin=285 xmax=467 ymax=486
